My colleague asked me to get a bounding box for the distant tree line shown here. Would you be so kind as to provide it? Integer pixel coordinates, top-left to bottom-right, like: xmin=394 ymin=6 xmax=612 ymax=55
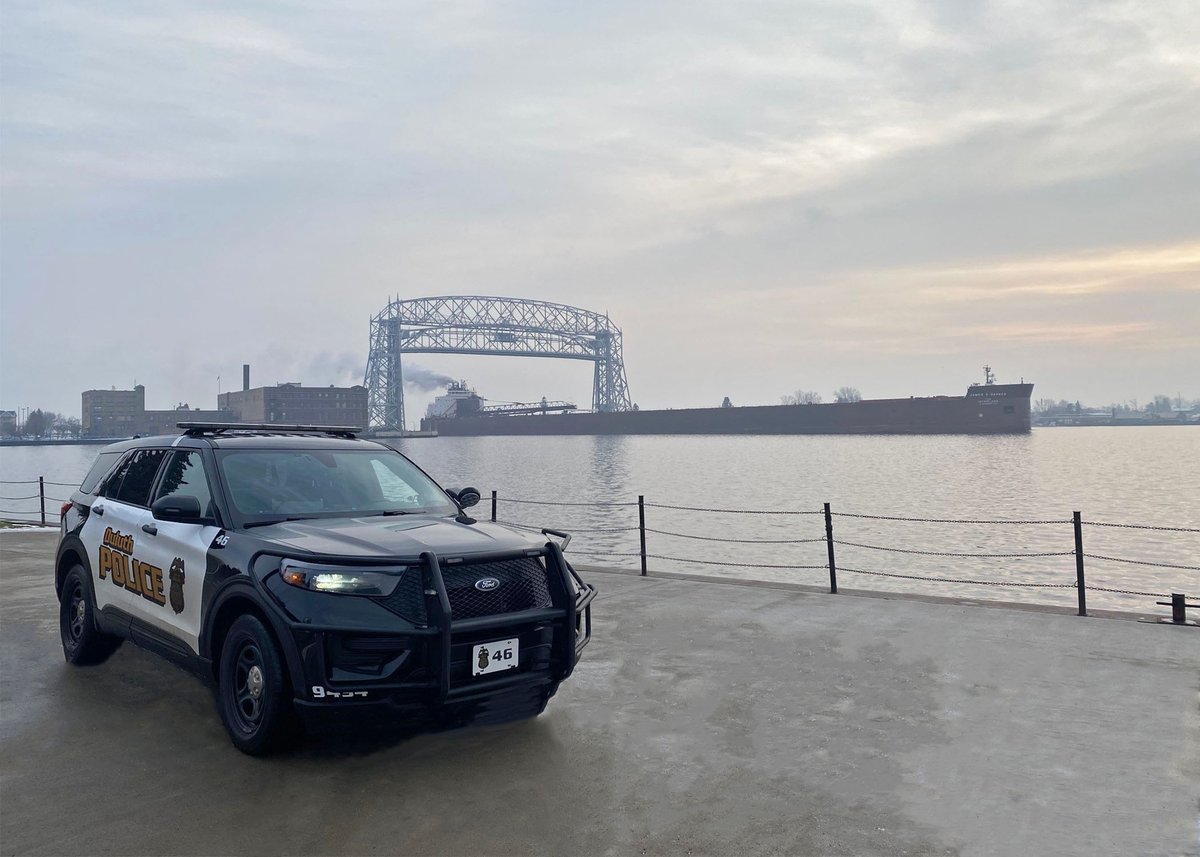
xmin=779 ymin=387 xmax=862 ymax=405
xmin=3 ymin=409 xmax=82 ymax=438
xmin=1033 ymin=394 xmax=1198 ymax=416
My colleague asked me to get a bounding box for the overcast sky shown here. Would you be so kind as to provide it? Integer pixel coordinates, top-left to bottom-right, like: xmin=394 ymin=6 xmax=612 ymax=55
xmin=2 ymin=0 xmax=1197 ymax=423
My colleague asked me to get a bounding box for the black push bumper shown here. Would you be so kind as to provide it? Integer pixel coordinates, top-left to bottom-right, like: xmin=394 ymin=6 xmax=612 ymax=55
xmin=282 ymin=540 xmax=595 ymax=726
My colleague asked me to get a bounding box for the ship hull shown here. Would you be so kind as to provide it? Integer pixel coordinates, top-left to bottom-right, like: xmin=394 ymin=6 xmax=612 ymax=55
xmin=422 ymin=384 xmax=1034 ymax=437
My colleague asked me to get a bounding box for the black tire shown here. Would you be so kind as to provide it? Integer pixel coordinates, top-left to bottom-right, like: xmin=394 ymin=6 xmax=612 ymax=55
xmin=59 ymin=565 xmax=122 ymax=665
xmin=216 ymin=614 xmax=297 ymax=755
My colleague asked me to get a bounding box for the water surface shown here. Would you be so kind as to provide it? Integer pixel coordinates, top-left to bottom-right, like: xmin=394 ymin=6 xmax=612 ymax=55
xmin=3 ymin=428 xmax=1196 ymax=612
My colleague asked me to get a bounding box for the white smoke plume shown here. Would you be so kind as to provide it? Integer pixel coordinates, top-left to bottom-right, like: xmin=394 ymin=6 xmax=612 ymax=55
xmin=403 ymin=364 xmax=455 ymax=391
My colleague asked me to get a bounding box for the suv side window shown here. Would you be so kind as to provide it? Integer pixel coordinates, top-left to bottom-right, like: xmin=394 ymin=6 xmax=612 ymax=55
xmin=79 ymin=451 xmax=122 ymax=495
xmin=154 ymin=451 xmax=216 ymax=522
xmin=100 ymin=452 xmax=136 ymax=500
xmin=112 ymin=449 xmax=168 ymax=507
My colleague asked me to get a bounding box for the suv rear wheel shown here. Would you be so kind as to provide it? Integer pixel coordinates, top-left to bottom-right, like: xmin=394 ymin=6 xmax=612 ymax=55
xmin=59 ymin=565 xmax=122 ymax=665
xmin=216 ymin=614 xmax=298 ymax=755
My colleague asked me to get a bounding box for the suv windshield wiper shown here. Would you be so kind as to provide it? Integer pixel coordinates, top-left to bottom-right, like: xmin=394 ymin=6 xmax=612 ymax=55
xmin=379 ymin=509 xmax=418 ymax=516
xmin=244 ymin=515 xmax=319 ymax=529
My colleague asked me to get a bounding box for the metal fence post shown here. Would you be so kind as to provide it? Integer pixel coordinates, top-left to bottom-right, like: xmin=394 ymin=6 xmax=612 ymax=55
xmin=39 ymin=476 xmax=46 ymax=526
xmin=490 ymin=490 xmax=497 ymax=522
xmin=824 ymin=502 xmax=837 ymax=594
xmin=638 ymin=495 xmax=647 ymax=576
xmin=1073 ymin=511 xmax=1086 ymax=616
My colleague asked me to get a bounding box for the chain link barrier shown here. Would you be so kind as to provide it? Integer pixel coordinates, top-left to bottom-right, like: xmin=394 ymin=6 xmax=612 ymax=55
xmin=575 ymin=551 xmax=827 ymax=570
xmin=497 ymin=497 xmax=637 ymax=507
xmin=1082 ymin=520 xmax=1200 ymax=533
xmin=832 ymin=512 xmax=1070 ymax=525
xmin=1085 ymin=584 xmax=1175 ymax=598
xmin=837 ymin=566 xmax=1078 ymax=588
xmin=1083 ymin=553 xmax=1200 ymax=572
xmin=495 ymin=520 xmax=638 ymax=533
xmin=833 ymin=539 xmax=1074 ymax=559
xmin=643 ymin=502 xmax=822 ymax=515
xmin=0 ymin=479 xmax=77 ymax=487
xmin=647 ymin=528 xmax=826 ymax=545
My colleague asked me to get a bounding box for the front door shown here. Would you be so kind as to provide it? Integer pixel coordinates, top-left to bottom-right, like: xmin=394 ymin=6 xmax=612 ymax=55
xmin=134 ymin=450 xmax=220 ymax=654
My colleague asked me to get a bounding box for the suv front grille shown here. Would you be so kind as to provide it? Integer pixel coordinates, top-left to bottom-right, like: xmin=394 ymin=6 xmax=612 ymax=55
xmin=441 ymin=557 xmax=552 ymax=619
xmin=372 ymin=557 xmax=553 ymax=623
xmin=374 ymin=571 xmax=428 ymax=624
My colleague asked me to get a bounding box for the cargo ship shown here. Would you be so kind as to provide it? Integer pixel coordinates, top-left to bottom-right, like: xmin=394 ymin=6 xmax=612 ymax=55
xmin=419 ymin=368 xmax=1033 ymax=436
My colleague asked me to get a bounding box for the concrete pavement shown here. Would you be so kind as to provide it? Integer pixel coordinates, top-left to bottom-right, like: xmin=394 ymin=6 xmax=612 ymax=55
xmin=1 ymin=530 xmax=1197 ymax=856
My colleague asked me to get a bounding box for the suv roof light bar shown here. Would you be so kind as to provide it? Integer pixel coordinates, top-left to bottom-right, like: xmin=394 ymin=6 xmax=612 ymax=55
xmin=177 ymin=422 xmax=361 ymax=438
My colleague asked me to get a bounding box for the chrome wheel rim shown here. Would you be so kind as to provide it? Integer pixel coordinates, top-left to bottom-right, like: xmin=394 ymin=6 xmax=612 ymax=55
xmin=232 ymin=642 xmax=266 ymax=731
xmin=67 ymin=582 xmax=85 ymax=644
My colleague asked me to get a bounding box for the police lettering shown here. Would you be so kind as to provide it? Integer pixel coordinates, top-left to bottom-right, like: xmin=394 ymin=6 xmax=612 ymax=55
xmin=97 ymin=528 xmax=165 ymax=606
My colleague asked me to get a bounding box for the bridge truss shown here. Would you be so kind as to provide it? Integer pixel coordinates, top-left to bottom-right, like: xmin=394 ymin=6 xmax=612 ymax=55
xmin=364 ymin=296 xmax=633 ymax=430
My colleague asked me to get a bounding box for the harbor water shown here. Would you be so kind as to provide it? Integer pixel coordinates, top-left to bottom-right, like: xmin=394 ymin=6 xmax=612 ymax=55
xmin=2 ymin=427 xmax=1196 ymax=613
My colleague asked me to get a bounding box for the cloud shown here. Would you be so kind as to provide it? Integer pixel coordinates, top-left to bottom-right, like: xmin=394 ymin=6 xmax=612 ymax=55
xmin=1 ymin=0 xmax=1198 ymax=412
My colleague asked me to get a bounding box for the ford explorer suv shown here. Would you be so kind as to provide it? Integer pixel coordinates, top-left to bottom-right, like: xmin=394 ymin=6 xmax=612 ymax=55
xmin=54 ymin=423 xmax=595 ymax=754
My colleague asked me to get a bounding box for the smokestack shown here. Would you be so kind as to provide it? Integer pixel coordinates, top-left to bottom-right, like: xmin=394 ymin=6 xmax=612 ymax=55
xmin=242 ymin=364 xmax=250 ymax=392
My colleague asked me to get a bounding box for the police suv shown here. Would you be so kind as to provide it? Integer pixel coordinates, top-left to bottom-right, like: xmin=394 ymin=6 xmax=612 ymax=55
xmin=55 ymin=423 xmax=595 ymax=754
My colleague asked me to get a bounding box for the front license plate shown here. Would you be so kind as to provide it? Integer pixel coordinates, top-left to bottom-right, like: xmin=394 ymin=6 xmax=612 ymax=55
xmin=472 ymin=638 xmax=519 ymax=676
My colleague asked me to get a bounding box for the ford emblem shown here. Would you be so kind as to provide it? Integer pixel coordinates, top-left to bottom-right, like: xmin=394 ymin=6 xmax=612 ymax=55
xmin=474 ymin=577 xmax=501 ymax=592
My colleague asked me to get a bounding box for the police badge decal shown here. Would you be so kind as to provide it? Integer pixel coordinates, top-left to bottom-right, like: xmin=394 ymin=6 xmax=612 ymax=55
xmin=168 ymin=557 xmax=186 ymax=614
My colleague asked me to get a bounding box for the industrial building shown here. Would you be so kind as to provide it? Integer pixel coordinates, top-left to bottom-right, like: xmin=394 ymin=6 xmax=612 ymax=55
xmin=81 ymin=385 xmax=231 ymax=437
xmin=218 ymin=365 xmax=367 ymax=429
xmin=81 ymin=367 xmax=366 ymax=438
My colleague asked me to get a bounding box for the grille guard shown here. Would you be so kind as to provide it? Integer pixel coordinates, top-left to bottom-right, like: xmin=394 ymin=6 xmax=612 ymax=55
xmin=422 ymin=540 xmax=595 ymax=702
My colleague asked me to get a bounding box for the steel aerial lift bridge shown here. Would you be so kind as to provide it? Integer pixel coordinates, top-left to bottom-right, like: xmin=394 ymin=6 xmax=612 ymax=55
xmin=364 ymin=296 xmax=633 ymax=431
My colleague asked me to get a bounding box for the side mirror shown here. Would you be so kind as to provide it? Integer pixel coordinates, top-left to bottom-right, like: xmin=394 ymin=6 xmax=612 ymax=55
xmin=456 ymin=486 xmax=481 ymax=509
xmin=152 ymin=494 xmax=203 ymax=523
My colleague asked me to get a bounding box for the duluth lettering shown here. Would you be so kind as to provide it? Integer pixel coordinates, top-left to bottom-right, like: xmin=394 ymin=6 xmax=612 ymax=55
xmin=98 ymin=527 xmax=165 ymax=607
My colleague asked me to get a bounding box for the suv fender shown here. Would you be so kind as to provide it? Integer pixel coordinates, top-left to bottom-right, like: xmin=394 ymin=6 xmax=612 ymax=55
xmin=55 ymin=535 xmax=92 ymax=598
xmin=201 ymin=578 xmax=306 ymax=694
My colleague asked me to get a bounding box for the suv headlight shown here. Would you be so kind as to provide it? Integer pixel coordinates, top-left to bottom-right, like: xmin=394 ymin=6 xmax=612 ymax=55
xmin=279 ymin=561 xmax=407 ymax=596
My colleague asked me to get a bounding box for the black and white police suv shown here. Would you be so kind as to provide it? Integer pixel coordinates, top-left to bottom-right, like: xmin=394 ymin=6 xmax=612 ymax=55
xmin=54 ymin=423 xmax=595 ymax=754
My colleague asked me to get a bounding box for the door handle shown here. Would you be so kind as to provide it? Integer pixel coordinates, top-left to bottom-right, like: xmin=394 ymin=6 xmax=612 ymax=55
xmin=141 ymin=523 xmax=158 ymax=536
xmin=92 ymin=504 xmax=104 ymax=516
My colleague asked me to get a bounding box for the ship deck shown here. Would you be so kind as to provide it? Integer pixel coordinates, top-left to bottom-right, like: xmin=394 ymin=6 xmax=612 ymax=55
xmin=1 ymin=530 xmax=1195 ymax=856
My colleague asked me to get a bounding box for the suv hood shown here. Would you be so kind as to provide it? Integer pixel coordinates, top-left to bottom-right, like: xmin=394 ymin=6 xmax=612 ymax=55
xmin=248 ymin=515 xmax=545 ymax=560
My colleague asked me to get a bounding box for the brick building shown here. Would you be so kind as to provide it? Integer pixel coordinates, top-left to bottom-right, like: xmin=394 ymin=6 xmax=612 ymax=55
xmin=218 ymin=382 xmax=367 ymax=429
xmin=82 ymin=385 xmax=230 ymax=437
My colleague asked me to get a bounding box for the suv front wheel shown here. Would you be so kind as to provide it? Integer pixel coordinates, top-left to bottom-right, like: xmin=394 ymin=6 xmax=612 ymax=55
xmin=216 ymin=614 xmax=298 ymax=755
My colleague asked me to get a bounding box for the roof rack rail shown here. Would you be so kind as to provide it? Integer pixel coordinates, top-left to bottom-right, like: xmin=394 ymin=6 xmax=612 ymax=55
xmin=177 ymin=422 xmax=361 ymax=438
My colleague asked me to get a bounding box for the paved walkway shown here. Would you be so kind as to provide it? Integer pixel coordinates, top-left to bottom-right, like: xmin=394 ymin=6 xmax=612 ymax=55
xmin=2 ymin=531 xmax=1197 ymax=856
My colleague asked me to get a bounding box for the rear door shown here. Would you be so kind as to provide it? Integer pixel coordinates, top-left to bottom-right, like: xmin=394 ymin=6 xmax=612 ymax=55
xmin=81 ymin=448 xmax=169 ymax=621
xmin=135 ymin=450 xmax=221 ymax=654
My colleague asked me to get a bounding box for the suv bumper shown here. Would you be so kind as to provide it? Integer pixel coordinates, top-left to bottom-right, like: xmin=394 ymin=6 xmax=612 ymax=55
xmin=274 ymin=542 xmax=595 ymax=727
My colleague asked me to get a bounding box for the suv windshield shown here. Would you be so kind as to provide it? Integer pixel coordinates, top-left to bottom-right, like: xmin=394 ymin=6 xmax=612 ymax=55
xmin=217 ymin=448 xmax=458 ymax=522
